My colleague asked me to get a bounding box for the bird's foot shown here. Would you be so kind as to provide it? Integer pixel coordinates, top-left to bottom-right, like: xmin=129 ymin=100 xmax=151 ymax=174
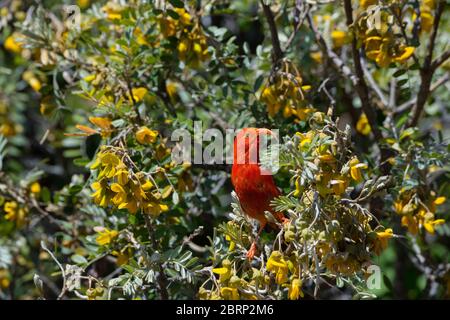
xmin=246 ymin=242 xmax=257 ymax=260
xmin=281 ymin=217 xmax=290 ymax=225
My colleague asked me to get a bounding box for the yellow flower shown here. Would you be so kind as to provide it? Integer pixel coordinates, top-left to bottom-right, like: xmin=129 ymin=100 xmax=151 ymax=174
xmin=293 ymin=177 xmax=303 ymax=197
xmin=423 ymin=219 xmax=445 ymax=234
xmin=77 ymin=0 xmax=90 ymax=9
xmin=130 ymin=87 xmax=148 ymax=103
xmin=356 ymin=113 xmax=371 ymax=135
xmin=22 ymin=71 xmax=42 ymax=92
xmin=0 ymin=122 xmax=17 ymax=137
xmin=166 ymin=81 xmax=178 ymax=101
xmin=118 ymin=200 xmax=138 ymax=214
xmin=434 ymin=197 xmax=446 ymax=206
xmin=310 ymin=51 xmax=322 ymax=64
xmin=4 ymin=33 xmax=23 ymax=53
xmin=360 ymin=0 xmax=378 ymax=9
xmin=89 ymin=117 xmax=113 ymax=138
xmin=97 ymin=153 xmax=121 ymax=179
xmin=136 ymin=126 xmax=158 ymax=144
xmin=374 ymin=228 xmax=393 ymax=255
xmin=112 ymin=248 xmax=132 ymax=266
xmin=220 ymin=287 xmax=239 ymax=300
xmin=3 ymin=201 xmax=28 ymax=228
xmin=4 ymin=201 xmax=18 ymax=220
xmin=394 ymin=46 xmax=415 ymax=63
xmin=401 ymin=215 xmax=419 ymax=235
xmin=212 ymin=259 xmax=232 ymax=283
xmin=91 ymin=181 xmax=110 ymax=207
xmin=288 ymin=278 xmax=304 ymax=300
xmin=266 ymin=251 xmax=289 ymax=284
xmin=296 ymin=131 xmax=313 ymax=149
xmin=174 ymin=8 xmax=192 ymax=25
xmin=110 ymin=183 xmax=127 ymax=206
xmin=330 ymin=179 xmax=347 ymax=196
xmin=115 ymin=168 xmax=129 ymax=185
xmin=225 ymin=235 xmax=236 ymax=252
xmin=349 ymin=158 xmax=368 ymax=182
xmin=96 ymin=228 xmax=119 ymax=246
xmin=133 ymin=27 xmax=149 ymax=46
xmin=143 ymin=202 xmax=169 ymax=217
xmin=102 ymin=2 xmax=124 ymax=20
xmin=30 ymin=182 xmax=41 ymax=195
xmin=331 ymin=30 xmax=349 ymax=49
xmin=159 ymin=16 xmax=177 ymax=38
xmin=413 ymin=8 xmax=434 ymax=33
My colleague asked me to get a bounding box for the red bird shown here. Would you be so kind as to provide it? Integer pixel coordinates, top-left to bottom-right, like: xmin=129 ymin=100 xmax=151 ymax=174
xmin=231 ymin=128 xmax=289 ymax=260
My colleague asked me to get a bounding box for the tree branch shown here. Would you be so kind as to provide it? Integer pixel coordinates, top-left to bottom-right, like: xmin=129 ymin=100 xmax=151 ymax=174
xmin=260 ymin=0 xmax=283 ymax=63
xmin=407 ymin=1 xmax=446 ymax=128
xmin=431 ymin=49 xmax=450 ymax=71
xmin=343 ymin=0 xmax=383 ymax=143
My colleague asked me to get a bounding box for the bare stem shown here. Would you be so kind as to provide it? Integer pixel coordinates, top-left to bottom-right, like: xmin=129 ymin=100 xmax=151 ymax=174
xmin=260 ymin=0 xmax=283 ymax=63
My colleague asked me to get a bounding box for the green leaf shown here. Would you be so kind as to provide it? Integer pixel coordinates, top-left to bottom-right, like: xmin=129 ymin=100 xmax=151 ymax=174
xmin=336 ymin=276 xmax=345 ymax=288
xmin=254 ymin=75 xmax=264 ymax=93
xmin=71 ymin=254 xmax=88 ymax=264
xmin=393 ymin=69 xmax=406 ymax=77
xmin=169 ymin=0 xmax=185 ymax=8
xmin=400 ymin=127 xmax=416 ymax=141
xmin=73 ymin=158 xmax=90 ymax=167
xmin=167 ymin=9 xmax=180 ymax=19
xmin=69 ymin=185 xmax=83 ymax=195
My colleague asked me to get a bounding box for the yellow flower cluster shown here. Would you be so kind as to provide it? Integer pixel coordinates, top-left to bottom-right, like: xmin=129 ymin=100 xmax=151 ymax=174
xmin=295 ymin=128 xmax=368 ymax=198
xmin=290 ymin=117 xmax=393 ymax=273
xmin=158 ymin=8 xmax=210 ymax=67
xmin=356 ymin=113 xmax=371 ymax=135
xmin=260 ymin=61 xmax=313 ymax=119
xmin=3 ymin=201 xmax=28 ymax=228
xmin=95 ymin=228 xmax=119 ymax=246
xmin=394 ymin=190 xmax=445 ymax=235
xmin=356 ymin=10 xmax=415 ymax=67
xmin=135 ymin=126 xmax=158 ymax=145
xmin=412 ymin=0 xmax=436 ymax=33
xmin=202 ymin=252 xmax=304 ymax=300
xmin=90 ymin=146 xmax=169 ymax=217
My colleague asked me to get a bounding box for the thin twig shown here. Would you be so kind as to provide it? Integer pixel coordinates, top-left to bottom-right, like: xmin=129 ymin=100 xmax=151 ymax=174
xmin=395 ymin=73 xmax=449 ymax=114
xmin=431 ymin=49 xmax=450 ymax=71
xmin=41 ymin=241 xmax=66 ymax=300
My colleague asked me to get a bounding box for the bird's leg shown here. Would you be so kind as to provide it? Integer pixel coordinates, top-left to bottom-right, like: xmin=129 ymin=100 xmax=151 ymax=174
xmin=246 ymin=222 xmax=266 ymax=260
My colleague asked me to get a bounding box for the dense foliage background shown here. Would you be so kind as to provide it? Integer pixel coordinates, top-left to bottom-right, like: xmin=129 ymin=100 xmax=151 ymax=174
xmin=0 ymin=0 xmax=449 ymax=300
